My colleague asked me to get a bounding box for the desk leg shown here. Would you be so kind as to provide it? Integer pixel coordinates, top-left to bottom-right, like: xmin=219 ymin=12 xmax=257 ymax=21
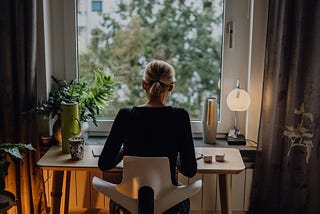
xmin=51 ymin=171 xmax=64 ymax=214
xmin=218 ymin=174 xmax=232 ymax=214
xmin=64 ymin=171 xmax=71 ymax=214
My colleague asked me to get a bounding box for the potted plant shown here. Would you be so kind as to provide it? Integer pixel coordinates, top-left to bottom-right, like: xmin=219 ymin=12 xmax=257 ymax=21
xmin=0 ymin=143 xmax=36 ymax=190
xmin=35 ymin=68 xmax=120 ymax=143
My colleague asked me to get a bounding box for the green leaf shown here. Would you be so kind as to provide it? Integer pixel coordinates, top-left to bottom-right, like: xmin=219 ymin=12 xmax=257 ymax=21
xmin=303 ymin=140 xmax=313 ymax=146
xmin=303 ymin=112 xmax=313 ymax=122
xmin=285 ymin=126 xmax=294 ymax=131
xmin=294 ymin=109 xmax=301 ymax=115
xmin=6 ymin=147 xmax=23 ymax=160
xmin=0 ymin=143 xmax=36 ymax=161
xmin=302 ymin=133 xmax=313 ymax=138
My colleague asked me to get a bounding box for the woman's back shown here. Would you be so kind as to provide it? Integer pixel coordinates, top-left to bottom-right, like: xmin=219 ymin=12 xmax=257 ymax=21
xmin=98 ymin=60 xmax=197 ymax=214
xmin=100 ymin=106 xmax=197 ymax=185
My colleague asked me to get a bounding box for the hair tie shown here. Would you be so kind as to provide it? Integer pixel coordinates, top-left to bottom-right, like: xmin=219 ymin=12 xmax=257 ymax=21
xmin=154 ymin=80 xmax=161 ymax=84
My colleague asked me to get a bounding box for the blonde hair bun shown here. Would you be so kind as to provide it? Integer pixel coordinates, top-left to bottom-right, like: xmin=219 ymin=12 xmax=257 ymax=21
xmin=143 ymin=60 xmax=176 ymax=96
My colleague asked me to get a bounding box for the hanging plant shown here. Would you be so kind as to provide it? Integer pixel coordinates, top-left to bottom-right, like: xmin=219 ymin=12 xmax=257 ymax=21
xmin=283 ymin=103 xmax=314 ymax=163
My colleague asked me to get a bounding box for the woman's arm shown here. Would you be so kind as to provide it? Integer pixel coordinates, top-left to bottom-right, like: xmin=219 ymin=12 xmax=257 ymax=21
xmin=177 ymin=109 xmax=197 ymax=178
xmin=98 ymin=109 xmax=127 ymax=171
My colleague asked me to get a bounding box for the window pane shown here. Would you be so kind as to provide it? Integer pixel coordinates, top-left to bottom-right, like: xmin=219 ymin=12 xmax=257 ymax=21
xmin=77 ymin=0 xmax=223 ymax=120
xmin=91 ymin=1 xmax=102 ymax=12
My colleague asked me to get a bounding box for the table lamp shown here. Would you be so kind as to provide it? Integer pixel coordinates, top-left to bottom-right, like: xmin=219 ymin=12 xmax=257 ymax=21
xmin=226 ymin=80 xmax=250 ymax=145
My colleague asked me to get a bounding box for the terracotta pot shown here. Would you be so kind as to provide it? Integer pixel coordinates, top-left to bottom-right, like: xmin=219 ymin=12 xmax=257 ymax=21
xmin=52 ymin=118 xmax=62 ymax=144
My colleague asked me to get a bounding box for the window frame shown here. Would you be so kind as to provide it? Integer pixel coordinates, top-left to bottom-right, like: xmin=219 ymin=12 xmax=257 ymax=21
xmin=44 ymin=0 xmax=267 ymax=140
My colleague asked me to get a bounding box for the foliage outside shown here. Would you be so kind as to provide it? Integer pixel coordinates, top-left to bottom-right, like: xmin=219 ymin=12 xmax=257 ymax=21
xmin=78 ymin=0 xmax=223 ymax=119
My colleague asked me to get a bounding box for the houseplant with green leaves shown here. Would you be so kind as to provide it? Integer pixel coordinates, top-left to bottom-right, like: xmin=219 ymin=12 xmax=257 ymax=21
xmin=0 ymin=143 xmax=36 ymax=190
xmin=36 ymin=68 xmax=120 ymax=143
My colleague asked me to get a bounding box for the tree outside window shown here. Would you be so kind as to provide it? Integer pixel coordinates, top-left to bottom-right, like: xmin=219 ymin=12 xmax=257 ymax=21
xmin=78 ymin=0 xmax=223 ymax=120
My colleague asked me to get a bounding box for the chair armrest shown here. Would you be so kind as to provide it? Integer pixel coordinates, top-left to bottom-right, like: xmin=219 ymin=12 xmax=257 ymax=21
xmin=92 ymin=176 xmax=137 ymax=213
xmin=155 ymin=180 xmax=202 ymax=214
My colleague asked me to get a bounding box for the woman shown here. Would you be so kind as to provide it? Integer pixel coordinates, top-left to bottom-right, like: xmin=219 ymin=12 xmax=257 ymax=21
xmin=98 ymin=60 xmax=197 ymax=213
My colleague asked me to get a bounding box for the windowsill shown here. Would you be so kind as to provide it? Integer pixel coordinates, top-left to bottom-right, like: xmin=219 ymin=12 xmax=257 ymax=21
xmin=85 ymin=136 xmax=256 ymax=166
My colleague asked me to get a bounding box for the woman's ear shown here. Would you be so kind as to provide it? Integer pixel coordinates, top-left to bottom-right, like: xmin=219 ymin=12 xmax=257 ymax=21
xmin=142 ymin=80 xmax=149 ymax=91
xmin=168 ymin=84 xmax=174 ymax=92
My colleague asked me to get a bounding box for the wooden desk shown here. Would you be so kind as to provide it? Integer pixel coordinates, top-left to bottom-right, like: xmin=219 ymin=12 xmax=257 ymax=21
xmin=38 ymin=145 xmax=245 ymax=214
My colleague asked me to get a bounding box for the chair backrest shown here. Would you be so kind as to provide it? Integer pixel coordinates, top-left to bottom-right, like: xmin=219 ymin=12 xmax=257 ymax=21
xmin=92 ymin=155 xmax=202 ymax=214
xmin=116 ymin=156 xmax=172 ymax=200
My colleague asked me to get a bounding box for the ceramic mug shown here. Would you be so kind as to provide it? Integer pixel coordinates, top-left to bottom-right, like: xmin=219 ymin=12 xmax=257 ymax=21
xmin=69 ymin=137 xmax=85 ymax=160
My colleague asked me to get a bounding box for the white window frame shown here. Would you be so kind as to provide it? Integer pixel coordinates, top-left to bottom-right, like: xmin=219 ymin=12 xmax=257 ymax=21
xmin=43 ymin=0 xmax=267 ymax=140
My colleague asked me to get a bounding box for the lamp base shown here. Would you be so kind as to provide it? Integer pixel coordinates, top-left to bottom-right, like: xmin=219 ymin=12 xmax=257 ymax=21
xmin=226 ymin=134 xmax=246 ymax=145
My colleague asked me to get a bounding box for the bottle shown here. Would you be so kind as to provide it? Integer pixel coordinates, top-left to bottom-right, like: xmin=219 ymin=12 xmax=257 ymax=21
xmin=202 ymin=97 xmax=218 ymax=144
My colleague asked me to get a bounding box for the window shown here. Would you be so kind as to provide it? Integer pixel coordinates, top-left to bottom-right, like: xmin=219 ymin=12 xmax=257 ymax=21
xmin=78 ymin=0 xmax=223 ymax=121
xmin=46 ymin=0 xmax=266 ymax=139
xmin=91 ymin=0 xmax=102 ymax=12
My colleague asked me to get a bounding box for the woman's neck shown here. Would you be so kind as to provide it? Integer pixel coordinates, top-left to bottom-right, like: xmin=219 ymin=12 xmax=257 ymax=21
xmin=139 ymin=95 xmax=167 ymax=107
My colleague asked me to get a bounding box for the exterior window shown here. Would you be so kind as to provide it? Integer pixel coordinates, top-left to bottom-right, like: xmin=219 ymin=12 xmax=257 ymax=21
xmin=78 ymin=0 xmax=223 ymax=120
xmin=91 ymin=0 xmax=102 ymax=12
xmin=48 ymin=0 xmax=256 ymax=136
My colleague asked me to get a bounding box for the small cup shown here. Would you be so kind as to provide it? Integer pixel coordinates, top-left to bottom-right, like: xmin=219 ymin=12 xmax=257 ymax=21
xmin=203 ymin=155 xmax=213 ymax=163
xmin=69 ymin=137 xmax=85 ymax=160
xmin=215 ymin=152 xmax=225 ymax=162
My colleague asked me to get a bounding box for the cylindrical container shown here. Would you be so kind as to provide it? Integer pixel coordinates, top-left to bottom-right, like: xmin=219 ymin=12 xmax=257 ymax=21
xmin=202 ymin=97 xmax=218 ymax=144
xmin=61 ymin=101 xmax=81 ymax=153
xmin=69 ymin=137 xmax=85 ymax=160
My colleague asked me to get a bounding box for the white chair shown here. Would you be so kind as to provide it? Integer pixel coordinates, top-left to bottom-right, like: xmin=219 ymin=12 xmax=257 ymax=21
xmin=92 ymin=156 xmax=202 ymax=214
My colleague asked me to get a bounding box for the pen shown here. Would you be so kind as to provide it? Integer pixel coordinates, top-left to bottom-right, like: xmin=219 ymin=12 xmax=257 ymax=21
xmin=196 ymin=153 xmax=204 ymax=160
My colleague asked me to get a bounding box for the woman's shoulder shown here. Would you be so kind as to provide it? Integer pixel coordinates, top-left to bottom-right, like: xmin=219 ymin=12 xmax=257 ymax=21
xmin=117 ymin=107 xmax=136 ymax=115
xmin=171 ymin=107 xmax=189 ymax=114
xmin=118 ymin=107 xmax=133 ymax=113
xmin=115 ymin=107 xmax=134 ymax=118
xmin=118 ymin=106 xmax=190 ymax=117
xmin=170 ymin=107 xmax=191 ymax=118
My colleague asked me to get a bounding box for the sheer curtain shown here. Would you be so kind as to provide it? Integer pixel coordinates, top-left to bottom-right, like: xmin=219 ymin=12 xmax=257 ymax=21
xmin=0 ymin=0 xmax=46 ymax=213
xmin=249 ymin=0 xmax=320 ymax=213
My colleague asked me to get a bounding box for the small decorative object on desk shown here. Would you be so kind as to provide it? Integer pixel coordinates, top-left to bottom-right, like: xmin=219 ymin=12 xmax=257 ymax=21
xmin=215 ymin=153 xmax=225 ymax=162
xmin=69 ymin=137 xmax=85 ymax=160
xmin=203 ymin=155 xmax=213 ymax=163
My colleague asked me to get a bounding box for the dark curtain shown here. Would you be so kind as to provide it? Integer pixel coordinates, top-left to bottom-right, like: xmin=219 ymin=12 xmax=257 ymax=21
xmin=0 ymin=0 xmax=47 ymax=213
xmin=249 ymin=0 xmax=320 ymax=213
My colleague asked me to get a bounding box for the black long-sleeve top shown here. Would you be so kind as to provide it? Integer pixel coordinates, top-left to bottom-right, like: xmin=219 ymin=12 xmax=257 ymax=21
xmin=98 ymin=106 xmax=197 ymax=185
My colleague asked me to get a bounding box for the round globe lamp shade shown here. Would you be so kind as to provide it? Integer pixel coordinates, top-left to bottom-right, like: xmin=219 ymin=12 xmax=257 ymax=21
xmin=226 ymin=88 xmax=251 ymax=111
